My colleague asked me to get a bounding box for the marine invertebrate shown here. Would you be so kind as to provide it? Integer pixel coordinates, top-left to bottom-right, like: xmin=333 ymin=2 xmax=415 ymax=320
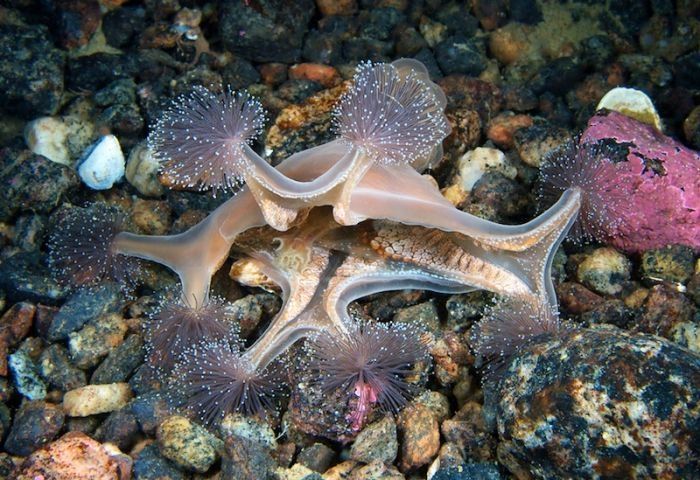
xmin=48 ymin=203 xmax=140 ymax=288
xmin=57 ymin=59 xmax=585 ymax=432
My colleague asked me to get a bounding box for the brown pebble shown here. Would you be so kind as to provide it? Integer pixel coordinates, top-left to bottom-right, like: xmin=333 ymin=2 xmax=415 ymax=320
xmin=486 ymin=112 xmax=533 ymax=149
xmin=556 ymin=282 xmax=605 ymax=314
xmin=489 ymin=23 xmax=530 ymax=65
xmin=131 ymin=199 xmax=172 ymax=235
xmin=259 ymin=63 xmax=288 ymax=87
xmin=0 ymin=302 xmax=35 ymax=375
xmin=315 ymin=0 xmax=356 ymax=16
xmin=289 ymin=63 xmax=341 ymax=88
xmin=397 ymin=403 xmax=440 ymax=471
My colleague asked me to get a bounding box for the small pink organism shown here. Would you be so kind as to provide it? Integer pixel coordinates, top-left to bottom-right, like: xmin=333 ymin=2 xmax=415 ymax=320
xmin=539 ymin=110 xmax=699 ymax=252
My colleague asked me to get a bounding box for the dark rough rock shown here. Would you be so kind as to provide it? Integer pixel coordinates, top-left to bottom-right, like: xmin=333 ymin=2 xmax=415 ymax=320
xmin=130 ymin=392 xmax=171 ymax=436
xmin=530 ymin=57 xmax=585 ymax=95
xmin=508 ymin=0 xmax=542 ymax=24
xmin=0 ymin=151 xmax=79 ymax=222
xmin=494 ymin=326 xmax=700 ymax=479
xmin=94 ymin=408 xmax=140 ymax=452
xmin=635 ymin=284 xmax=696 ymax=339
xmin=640 ymin=245 xmax=695 ymax=285
xmin=441 ymin=402 xmax=496 ymax=463
xmin=343 ymin=37 xmax=392 ymax=61
xmin=303 ymin=30 xmax=344 ymax=65
xmin=0 ymin=24 xmax=65 ymax=118
xmin=97 ymin=103 xmax=145 ymax=137
xmin=0 ymin=252 xmax=67 ymax=305
xmin=469 ymin=172 xmax=531 ymax=221
xmin=4 ymin=401 xmax=65 ymax=456
xmin=13 ymin=214 xmax=48 ymax=252
xmin=222 ymin=434 xmax=277 ymax=480
xmin=220 ymin=0 xmax=315 ymax=63
xmin=298 ymin=442 xmax=336 ymax=472
xmin=397 ymin=402 xmax=440 ymax=471
xmin=66 ymin=53 xmax=139 ymax=93
xmin=94 ymin=79 xmax=137 ymax=107
xmin=395 ymin=27 xmax=428 ymax=57
xmin=39 ymin=343 xmax=86 ymax=391
xmin=433 ymin=3 xmax=479 ymax=36
xmin=579 ymin=299 xmax=636 ymax=329
xmin=431 ymin=463 xmax=502 ymax=480
xmin=133 ymin=443 xmax=186 ymax=480
xmin=47 ymin=283 xmax=123 ymax=341
xmin=358 ymin=7 xmax=405 ymax=40
xmin=435 ymin=36 xmax=487 ymax=76
xmin=445 ymin=291 xmax=491 ymax=330
xmin=221 ymin=57 xmax=261 ymax=90
xmin=580 ymin=35 xmax=616 ymax=70
xmin=350 ymin=416 xmax=397 ymax=464
xmin=91 ymin=334 xmax=145 ymax=384
xmin=501 ymin=84 xmax=538 ymax=112
xmin=277 ymin=79 xmax=324 ymax=103
xmin=103 ymin=6 xmax=147 ymax=48
xmin=49 ymin=0 xmax=101 ymax=49
xmin=556 ymin=282 xmax=604 ymax=315
xmin=438 ymin=76 xmax=502 ymax=122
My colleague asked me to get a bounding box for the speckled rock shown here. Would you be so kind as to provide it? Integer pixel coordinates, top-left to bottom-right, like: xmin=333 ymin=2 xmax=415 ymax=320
xmin=125 ymin=142 xmax=165 ymax=197
xmin=0 ymin=24 xmax=65 ymax=118
xmin=47 ymin=283 xmax=123 ymax=341
xmin=129 ymin=392 xmax=170 ymax=436
xmin=39 ymin=343 xmax=86 ymax=391
xmin=156 ymin=415 xmax=220 ymax=473
xmin=437 ymin=76 xmax=502 ymax=122
xmin=296 ymin=442 xmax=335 ymax=473
xmin=4 ymin=401 xmax=65 ymax=456
xmin=219 ymin=0 xmax=315 ymax=63
xmin=91 ymin=334 xmax=145 ymax=384
xmin=24 ymin=116 xmax=71 ymax=165
xmin=132 ymin=199 xmax=172 ymax=235
xmin=640 ymin=245 xmax=695 ymax=285
xmin=9 ymin=349 xmax=46 ymax=400
xmin=486 ymin=112 xmax=534 ymax=149
xmin=441 ymin=402 xmax=496 ymax=463
xmin=397 ymin=402 xmax=440 ymax=471
xmin=635 ymin=284 xmax=696 ymax=339
xmin=350 ymin=416 xmax=398 ymax=464
xmin=489 ymin=23 xmax=529 ymax=66
xmin=0 ymin=151 xmax=79 ymax=222
xmin=435 ymin=36 xmax=487 ymax=76
xmin=556 ymin=282 xmax=605 ymax=314
xmin=220 ymin=413 xmax=277 ymax=450
xmin=576 ymin=247 xmax=632 ymax=296
xmin=0 ymin=252 xmax=67 ymax=304
xmin=94 ymin=409 xmax=140 ymax=452
xmin=15 ymin=431 xmax=131 ymax=480
xmin=349 ymin=461 xmax=405 ymax=480
xmin=68 ymin=313 xmax=128 ymax=369
xmin=276 ymin=463 xmax=324 ymax=480
xmin=221 ymin=432 xmax=277 ymax=480
xmin=431 ymin=463 xmax=502 ymax=480
xmin=63 ymin=383 xmax=133 ymax=417
xmin=132 ymin=443 xmax=186 ymax=480
xmin=393 ymin=300 xmax=440 ymax=334
xmin=494 ymin=326 xmax=700 ymax=479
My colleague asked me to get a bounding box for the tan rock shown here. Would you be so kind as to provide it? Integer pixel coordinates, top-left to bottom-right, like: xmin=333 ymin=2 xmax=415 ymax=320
xmin=63 ymin=383 xmax=133 ymax=417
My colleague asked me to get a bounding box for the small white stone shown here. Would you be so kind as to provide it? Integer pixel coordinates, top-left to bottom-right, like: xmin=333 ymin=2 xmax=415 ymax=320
xmin=77 ymin=134 xmax=125 ymax=190
xmin=596 ymin=87 xmax=662 ymax=131
xmin=63 ymin=383 xmax=133 ymax=416
xmin=455 ymin=147 xmax=517 ymax=192
xmin=125 ymin=142 xmax=164 ymax=197
xmin=24 ymin=117 xmax=70 ymax=165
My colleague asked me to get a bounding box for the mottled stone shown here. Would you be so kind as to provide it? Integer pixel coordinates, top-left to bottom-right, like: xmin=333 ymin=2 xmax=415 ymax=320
xmin=91 ymin=334 xmax=145 ymax=384
xmin=556 ymin=282 xmax=605 ymax=314
xmin=397 ymin=403 xmax=440 ymax=471
xmin=640 ymin=245 xmax=695 ymax=285
xmin=0 ymin=252 xmax=67 ymax=304
xmin=635 ymin=284 xmax=696 ymax=339
xmin=0 ymin=301 xmax=35 ymax=376
xmin=431 ymin=463 xmax=502 ymax=480
xmin=4 ymin=401 xmax=65 ymax=456
xmin=132 ymin=199 xmax=172 ymax=235
xmin=47 ymin=283 xmax=123 ymax=341
xmin=63 ymin=383 xmax=133 ymax=417
xmin=513 ymin=122 xmax=570 ymax=168
xmin=39 ymin=343 xmax=86 ymax=391
xmin=222 ymin=433 xmax=277 ymax=480
xmin=9 ymin=349 xmax=46 ymax=400
xmin=576 ymin=247 xmax=632 ymax=296
xmin=132 ymin=443 xmax=186 ymax=480
xmin=297 ymin=442 xmax=335 ymax=472
xmin=68 ymin=313 xmax=128 ymax=369
xmin=441 ymin=402 xmax=496 ymax=463
xmin=393 ymin=300 xmax=440 ymax=334
xmin=157 ymin=416 xmax=219 ymax=473
xmin=15 ymin=431 xmax=131 ymax=480
xmin=349 ymin=461 xmax=405 ymax=480
xmin=276 ymin=463 xmax=324 ymax=480
xmin=220 ymin=413 xmax=277 ymax=450
xmin=350 ymin=416 xmax=398 ymax=464
xmin=495 ymin=326 xmax=700 ymax=479
xmin=94 ymin=409 xmax=140 ymax=452
xmin=130 ymin=392 xmax=170 ymax=436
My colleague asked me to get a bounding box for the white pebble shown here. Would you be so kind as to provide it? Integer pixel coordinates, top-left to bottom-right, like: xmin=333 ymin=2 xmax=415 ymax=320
xmin=24 ymin=117 xmax=70 ymax=165
xmin=456 ymin=147 xmax=516 ymax=191
xmin=77 ymin=134 xmax=125 ymax=190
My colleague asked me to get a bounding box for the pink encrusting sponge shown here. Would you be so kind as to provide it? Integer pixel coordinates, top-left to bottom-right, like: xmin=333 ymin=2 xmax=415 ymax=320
xmin=541 ymin=110 xmax=699 ymax=253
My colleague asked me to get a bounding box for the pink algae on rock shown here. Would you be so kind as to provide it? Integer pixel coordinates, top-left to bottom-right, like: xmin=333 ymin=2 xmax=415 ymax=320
xmin=581 ymin=110 xmax=700 ymax=252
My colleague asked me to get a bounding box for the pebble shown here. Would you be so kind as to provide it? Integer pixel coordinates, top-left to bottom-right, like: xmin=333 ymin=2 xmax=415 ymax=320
xmin=316 ymin=0 xmax=356 ymax=16
xmin=24 ymin=117 xmax=71 ymax=165
xmin=47 ymin=283 xmax=123 ymax=341
xmin=39 ymin=343 xmax=87 ymax=391
xmin=441 ymin=402 xmax=496 ymax=463
xmin=486 ymin=113 xmax=534 ymax=149
xmin=297 ymin=442 xmax=336 ymax=472
xmin=0 ymin=301 xmax=35 ymax=376
xmin=444 ymin=108 xmax=482 ymax=156
xmin=129 ymin=392 xmax=171 ymax=436
xmin=63 ymin=383 xmax=133 ymax=417
xmin=15 ymin=431 xmax=131 ymax=480
xmin=576 ymin=247 xmax=632 ymax=296
xmin=132 ymin=443 xmax=187 ymax=480
xmin=349 ymin=461 xmax=405 ymax=480
xmin=636 ymin=284 xmax=696 ymax=339
xmin=9 ymin=349 xmax=46 ymax=400
xmin=76 ymin=134 xmax=125 ymax=190
xmin=94 ymin=409 xmax=140 ymax=452
xmin=683 ymin=104 xmax=700 ymax=149
xmin=124 ymin=142 xmax=164 ymax=197
xmin=670 ymin=322 xmax=700 ymax=353
xmin=222 ymin=432 xmax=277 ymax=479
xmin=397 ymin=402 xmax=440 ymax=471
xmin=489 ymin=23 xmax=529 ymax=66
xmin=640 ymin=245 xmax=695 ymax=285
xmin=393 ymin=300 xmax=440 ymax=334
xmin=4 ymin=400 xmax=65 ymax=456
xmin=454 ymin=147 xmax=517 ymax=193
xmin=220 ymin=413 xmax=277 ymax=450
xmin=91 ymin=334 xmax=145 ymax=384
xmin=512 ymin=122 xmax=569 ymax=168
xmin=156 ymin=415 xmax=220 ymax=473
xmin=431 ymin=463 xmax=502 ymax=480
xmin=350 ymin=416 xmax=398 ymax=464
xmin=276 ymin=463 xmax=324 ymax=480
xmin=289 ymin=63 xmax=341 ymax=88
xmin=495 ymin=326 xmax=700 ymax=479
xmin=68 ymin=313 xmax=128 ymax=369
xmin=132 ymin=199 xmax=172 ymax=235
xmin=435 ymin=36 xmax=487 ymax=76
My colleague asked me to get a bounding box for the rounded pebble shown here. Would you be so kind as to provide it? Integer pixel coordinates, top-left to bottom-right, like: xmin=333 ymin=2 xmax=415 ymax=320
xmin=24 ymin=117 xmax=71 ymax=165
xmin=156 ymin=415 xmax=220 ymax=473
xmin=350 ymin=415 xmax=398 ymax=464
xmin=63 ymin=383 xmax=133 ymax=417
xmin=76 ymin=134 xmax=125 ymax=190
xmin=576 ymin=247 xmax=631 ymax=296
